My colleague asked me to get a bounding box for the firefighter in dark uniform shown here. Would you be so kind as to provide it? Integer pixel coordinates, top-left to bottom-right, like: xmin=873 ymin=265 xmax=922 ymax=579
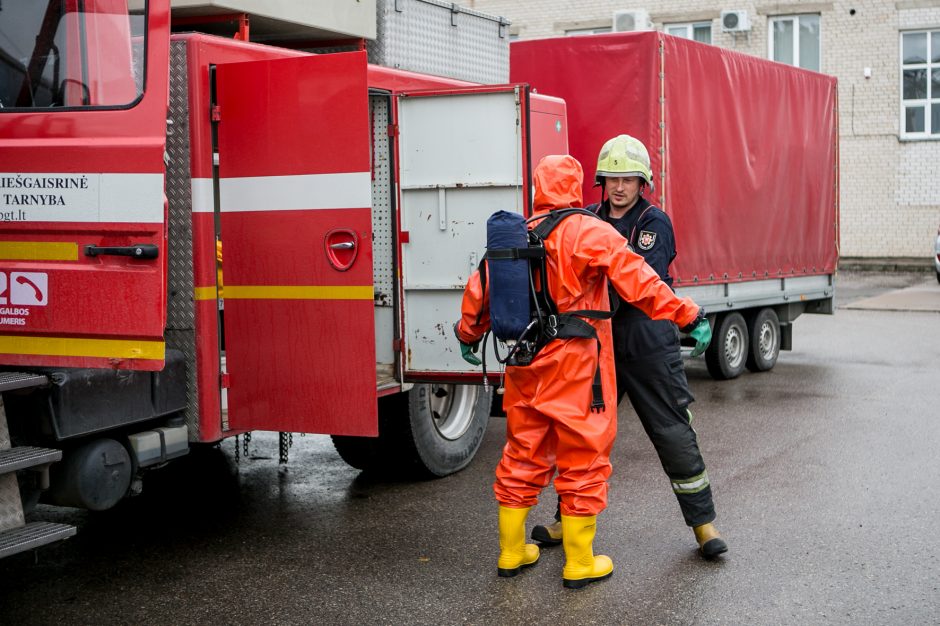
xmin=532 ymin=135 xmax=727 ymax=558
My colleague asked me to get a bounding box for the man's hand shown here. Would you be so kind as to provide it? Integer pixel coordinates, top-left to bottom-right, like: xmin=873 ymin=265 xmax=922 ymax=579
xmin=453 ymin=322 xmax=482 ymax=366
xmin=689 ymin=319 xmax=712 ymax=357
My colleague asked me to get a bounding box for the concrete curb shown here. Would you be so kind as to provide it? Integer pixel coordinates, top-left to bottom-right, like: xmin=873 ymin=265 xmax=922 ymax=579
xmin=837 ymin=257 xmax=933 ymax=273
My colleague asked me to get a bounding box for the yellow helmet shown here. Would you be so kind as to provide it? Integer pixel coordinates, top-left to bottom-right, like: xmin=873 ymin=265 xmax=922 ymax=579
xmin=594 ymin=134 xmax=653 ymax=189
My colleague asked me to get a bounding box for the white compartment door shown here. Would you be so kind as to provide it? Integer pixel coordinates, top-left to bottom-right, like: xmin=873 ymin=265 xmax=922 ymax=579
xmin=398 ymin=86 xmax=530 ymax=376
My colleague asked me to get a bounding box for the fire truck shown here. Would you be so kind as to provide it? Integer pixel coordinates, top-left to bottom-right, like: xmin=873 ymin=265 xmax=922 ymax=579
xmin=0 ymin=0 xmax=566 ymax=558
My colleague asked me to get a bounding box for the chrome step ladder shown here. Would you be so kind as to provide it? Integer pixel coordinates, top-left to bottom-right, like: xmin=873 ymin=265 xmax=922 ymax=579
xmin=0 ymin=372 xmax=75 ymax=559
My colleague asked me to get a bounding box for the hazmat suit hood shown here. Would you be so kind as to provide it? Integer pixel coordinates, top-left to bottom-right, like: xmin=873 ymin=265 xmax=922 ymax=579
xmin=533 ymin=155 xmax=583 ymax=214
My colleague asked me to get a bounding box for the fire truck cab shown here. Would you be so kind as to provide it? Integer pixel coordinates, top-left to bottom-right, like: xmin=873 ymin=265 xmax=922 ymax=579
xmin=0 ymin=0 xmax=566 ymax=557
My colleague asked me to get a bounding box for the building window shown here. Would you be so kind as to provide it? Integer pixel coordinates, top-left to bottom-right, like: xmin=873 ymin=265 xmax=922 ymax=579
xmin=565 ymin=27 xmax=612 ymax=36
xmin=665 ymin=22 xmax=712 ymax=44
xmin=901 ymin=30 xmax=940 ymax=137
xmin=769 ymin=14 xmax=820 ymax=72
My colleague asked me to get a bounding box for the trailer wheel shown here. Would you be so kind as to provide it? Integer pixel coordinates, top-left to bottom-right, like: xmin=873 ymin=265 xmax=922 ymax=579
xmin=746 ymin=308 xmax=781 ymax=372
xmin=705 ymin=312 xmax=749 ymax=380
xmin=331 ymin=383 xmax=491 ymax=478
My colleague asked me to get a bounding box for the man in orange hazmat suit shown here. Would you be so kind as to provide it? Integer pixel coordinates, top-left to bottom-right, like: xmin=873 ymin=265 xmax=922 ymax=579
xmin=454 ymin=155 xmax=708 ymax=589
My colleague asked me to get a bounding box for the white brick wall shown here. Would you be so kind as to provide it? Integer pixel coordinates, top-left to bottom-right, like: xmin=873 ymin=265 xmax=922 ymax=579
xmin=466 ymin=0 xmax=940 ymax=257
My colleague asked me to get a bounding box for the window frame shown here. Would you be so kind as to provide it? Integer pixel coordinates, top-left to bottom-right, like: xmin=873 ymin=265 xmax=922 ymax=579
xmin=0 ymin=1 xmax=148 ymax=113
xmin=664 ymin=21 xmax=712 ymax=44
xmin=899 ymin=29 xmax=940 ymax=139
xmin=767 ymin=14 xmax=822 ymax=72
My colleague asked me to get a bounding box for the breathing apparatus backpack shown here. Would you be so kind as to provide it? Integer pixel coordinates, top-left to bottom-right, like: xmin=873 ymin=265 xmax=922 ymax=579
xmin=476 ymin=208 xmax=617 ymax=411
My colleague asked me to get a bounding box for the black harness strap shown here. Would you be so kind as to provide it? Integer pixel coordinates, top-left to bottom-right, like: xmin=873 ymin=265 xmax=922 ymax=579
xmin=528 ymin=208 xmax=615 ymax=411
xmin=476 ymin=208 xmax=617 ymax=412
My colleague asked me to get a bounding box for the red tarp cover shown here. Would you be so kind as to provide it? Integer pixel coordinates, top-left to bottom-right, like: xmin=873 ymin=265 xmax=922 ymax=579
xmin=511 ymin=32 xmax=839 ymax=284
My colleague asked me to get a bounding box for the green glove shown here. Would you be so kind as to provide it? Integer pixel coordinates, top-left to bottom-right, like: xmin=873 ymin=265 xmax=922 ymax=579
xmin=689 ymin=319 xmax=712 ymax=357
xmin=460 ymin=342 xmax=482 ymax=366
xmin=453 ymin=322 xmax=482 ymax=366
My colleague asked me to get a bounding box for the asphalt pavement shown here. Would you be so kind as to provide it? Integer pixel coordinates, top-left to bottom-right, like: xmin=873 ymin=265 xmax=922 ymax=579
xmin=0 ymin=270 xmax=938 ymax=625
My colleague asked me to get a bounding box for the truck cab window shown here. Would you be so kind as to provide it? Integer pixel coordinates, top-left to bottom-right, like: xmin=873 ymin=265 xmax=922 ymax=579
xmin=0 ymin=0 xmax=145 ymax=110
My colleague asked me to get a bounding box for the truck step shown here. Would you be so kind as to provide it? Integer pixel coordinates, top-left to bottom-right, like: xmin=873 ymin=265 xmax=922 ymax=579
xmin=0 ymin=521 xmax=76 ymax=559
xmin=0 ymin=447 xmax=63 ymax=476
xmin=0 ymin=372 xmax=48 ymax=393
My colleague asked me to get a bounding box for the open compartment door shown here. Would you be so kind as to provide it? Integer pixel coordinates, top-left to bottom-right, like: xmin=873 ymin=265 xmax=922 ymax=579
xmin=398 ymin=86 xmax=531 ymax=379
xmin=216 ymin=52 xmax=377 ymax=435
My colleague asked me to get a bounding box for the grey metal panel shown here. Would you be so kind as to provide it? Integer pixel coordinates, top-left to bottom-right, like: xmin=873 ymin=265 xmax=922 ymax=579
xmin=165 ymin=41 xmax=200 ymax=439
xmin=398 ymin=90 xmax=523 ymax=373
xmin=676 ymin=274 xmax=835 ymax=314
xmin=371 ymin=96 xmax=395 ymax=306
xmin=371 ymin=0 xmax=509 ymax=83
xmin=0 ymin=402 xmax=23 ymax=531
xmin=371 ymin=95 xmax=396 ymax=367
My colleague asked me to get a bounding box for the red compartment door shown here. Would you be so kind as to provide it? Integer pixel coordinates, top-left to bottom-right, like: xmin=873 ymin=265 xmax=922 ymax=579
xmin=216 ymin=52 xmax=377 ymax=435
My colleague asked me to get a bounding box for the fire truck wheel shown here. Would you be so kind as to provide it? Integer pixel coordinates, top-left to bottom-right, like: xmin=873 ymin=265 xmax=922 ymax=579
xmin=405 ymin=383 xmax=492 ymax=477
xmin=704 ymin=312 xmax=749 ymax=380
xmin=331 ymin=384 xmax=491 ymax=477
xmin=745 ymin=308 xmax=780 ymax=372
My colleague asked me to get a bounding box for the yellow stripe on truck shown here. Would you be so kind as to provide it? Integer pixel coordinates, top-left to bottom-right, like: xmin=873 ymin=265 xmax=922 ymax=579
xmin=223 ymin=285 xmax=374 ymax=300
xmin=0 ymin=242 xmax=78 ymax=261
xmin=0 ymin=335 xmax=164 ymax=360
xmin=194 ymin=286 xmax=218 ymax=301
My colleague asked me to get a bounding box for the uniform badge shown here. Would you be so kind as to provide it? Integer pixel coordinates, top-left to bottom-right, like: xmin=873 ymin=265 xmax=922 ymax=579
xmin=637 ymin=230 xmax=657 ymax=250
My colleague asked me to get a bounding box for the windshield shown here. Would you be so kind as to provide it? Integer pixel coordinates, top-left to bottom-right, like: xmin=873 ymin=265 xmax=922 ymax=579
xmin=0 ymin=0 xmax=146 ymax=110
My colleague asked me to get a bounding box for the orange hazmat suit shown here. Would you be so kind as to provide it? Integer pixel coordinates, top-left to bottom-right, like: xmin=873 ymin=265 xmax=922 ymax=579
xmin=456 ymin=155 xmax=701 ymax=516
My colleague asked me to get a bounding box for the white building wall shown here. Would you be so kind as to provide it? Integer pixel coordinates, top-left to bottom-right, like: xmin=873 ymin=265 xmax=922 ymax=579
xmin=466 ymin=0 xmax=940 ymax=257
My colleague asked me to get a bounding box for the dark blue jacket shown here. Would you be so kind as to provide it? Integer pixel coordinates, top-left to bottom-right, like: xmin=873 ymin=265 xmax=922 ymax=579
xmin=588 ymin=196 xmax=680 ymax=360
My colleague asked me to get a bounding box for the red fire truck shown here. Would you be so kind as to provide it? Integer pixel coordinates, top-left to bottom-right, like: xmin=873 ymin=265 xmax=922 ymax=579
xmin=0 ymin=0 xmax=566 ymax=557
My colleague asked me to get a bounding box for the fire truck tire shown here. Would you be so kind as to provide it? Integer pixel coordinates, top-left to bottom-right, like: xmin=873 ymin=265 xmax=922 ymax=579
xmin=704 ymin=312 xmax=749 ymax=380
xmin=405 ymin=383 xmax=492 ymax=477
xmin=745 ymin=308 xmax=781 ymax=372
xmin=331 ymin=384 xmax=491 ymax=477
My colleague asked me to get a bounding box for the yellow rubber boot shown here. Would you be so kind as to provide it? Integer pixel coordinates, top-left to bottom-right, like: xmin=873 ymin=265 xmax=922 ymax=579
xmin=497 ymin=505 xmax=540 ymax=577
xmin=693 ymin=522 xmax=728 ymax=559
xmin=561 ymin=514 xmax=613 ymax=589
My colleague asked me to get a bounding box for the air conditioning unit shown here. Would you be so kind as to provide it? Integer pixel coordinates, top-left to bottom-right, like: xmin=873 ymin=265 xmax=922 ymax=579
xmin=612 ymin=9 xmax=652 ymax=32
xmin=720 ymin=10 xmax=751 ymax=32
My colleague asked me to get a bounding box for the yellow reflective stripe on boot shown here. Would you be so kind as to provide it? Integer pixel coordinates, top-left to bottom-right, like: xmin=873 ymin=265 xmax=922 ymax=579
xmin=671 ymin=470 xmax=710 ymax=494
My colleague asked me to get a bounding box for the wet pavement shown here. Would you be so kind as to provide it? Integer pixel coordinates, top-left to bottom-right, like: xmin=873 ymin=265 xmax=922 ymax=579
xmin=1 ymin=270 xmax=938 ymax=625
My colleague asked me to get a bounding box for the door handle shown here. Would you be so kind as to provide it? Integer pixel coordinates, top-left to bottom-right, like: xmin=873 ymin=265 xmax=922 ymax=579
xmin=329 ymin=242 xmax=355 ymax=250
xmin=84 ymin=244 xmax=159 ymax=259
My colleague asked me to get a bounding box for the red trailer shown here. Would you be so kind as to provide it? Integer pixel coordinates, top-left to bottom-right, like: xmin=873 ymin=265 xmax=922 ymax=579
xmin=512 ymin=32 xmax=839 ymax=379
xmin=0 ymin=0 xmax=566 ymax=558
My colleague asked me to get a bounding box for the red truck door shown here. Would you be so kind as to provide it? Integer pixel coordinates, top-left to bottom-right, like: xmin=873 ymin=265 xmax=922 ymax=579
xmin=215 ymin=52 xmax=378 ymax=436
xmin=0 ymin=0 xmax=170 ymax=371
xmin=396 ymin=86 xmax=533 ymax=379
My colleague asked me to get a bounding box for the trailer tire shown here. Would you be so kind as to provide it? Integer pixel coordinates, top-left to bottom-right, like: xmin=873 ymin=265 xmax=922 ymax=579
xmin=705 ymin=312 xmax=749 ymax=380
xmin=331 ymin=384 xmax=491 ymax=478
xmin=745 ymin=308 xmax=780 ymax=373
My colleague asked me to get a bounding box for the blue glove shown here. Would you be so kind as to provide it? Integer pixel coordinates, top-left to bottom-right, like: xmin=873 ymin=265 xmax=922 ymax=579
xmin=453 ymin=322 xmax=482 ymax=366
xmin=689 ymin=319 xmax=712 ymax=357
